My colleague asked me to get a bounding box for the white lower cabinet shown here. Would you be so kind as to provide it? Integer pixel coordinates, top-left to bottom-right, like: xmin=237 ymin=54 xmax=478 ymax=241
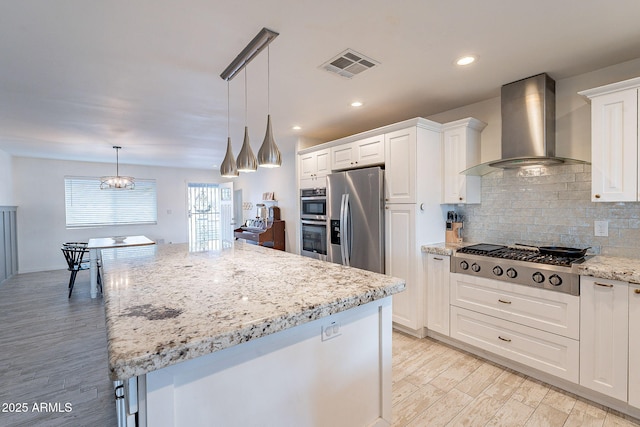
xmin=630 ymin=282 xmax=640 ymax=409
xmin=449 ymin=273 xmax=579 ymax=382
xmin=579 ymin=276 xmax=629 ymax=402
xmin=425 ymin=254 xmax=450 ymax=336
xmin=450 ymin=306 xmax=579 ymax=382
xmin=386 ymin=204 xmax=418 ymax=330
xmin=450 ymin=273 xmax=579 ymax=339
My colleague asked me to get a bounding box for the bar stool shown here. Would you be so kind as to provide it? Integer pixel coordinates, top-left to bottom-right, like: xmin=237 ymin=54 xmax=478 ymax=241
xmin=61 ymin=243 xmax=102 ymax=297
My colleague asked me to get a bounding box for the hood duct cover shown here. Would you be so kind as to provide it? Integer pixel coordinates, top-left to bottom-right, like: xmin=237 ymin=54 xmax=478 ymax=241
xmin=462 ymin=73 xmax=589 ymax=176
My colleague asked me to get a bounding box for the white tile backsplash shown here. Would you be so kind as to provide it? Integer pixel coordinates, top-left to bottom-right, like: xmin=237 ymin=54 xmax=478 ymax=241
xmin=457 ymin=164 xmax=640 ymax=258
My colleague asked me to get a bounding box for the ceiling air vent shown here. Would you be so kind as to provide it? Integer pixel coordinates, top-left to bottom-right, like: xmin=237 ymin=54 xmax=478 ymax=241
xmin=320 ymin=49 xmax=379 ymax=79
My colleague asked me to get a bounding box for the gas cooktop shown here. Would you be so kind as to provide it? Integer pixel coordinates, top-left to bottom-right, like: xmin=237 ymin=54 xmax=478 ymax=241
xmin=456 ymin=243 xmax=586 ymax=267
xmin=452 ymin=243 xmax=583 ymax=295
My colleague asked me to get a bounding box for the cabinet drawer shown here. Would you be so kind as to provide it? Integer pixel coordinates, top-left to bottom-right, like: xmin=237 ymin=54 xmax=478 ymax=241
xmin=450 ymin=273 xmax=579 ymax=339
xmin=450 ymin=306 xmax=579 ymax=382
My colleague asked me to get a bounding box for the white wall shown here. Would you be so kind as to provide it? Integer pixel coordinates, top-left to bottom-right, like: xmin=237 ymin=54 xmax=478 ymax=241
xmin=0 ymin=149 xmax=13 ymax=205
xmin=13 ymin=157 xmax=221 ymax=273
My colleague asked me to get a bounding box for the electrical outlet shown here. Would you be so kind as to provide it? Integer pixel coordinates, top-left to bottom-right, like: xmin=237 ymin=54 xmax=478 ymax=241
xmin=594 ymin=220 xmax=609 ymax=237
xmin=321 ymin=321 xmax=341 ymax=341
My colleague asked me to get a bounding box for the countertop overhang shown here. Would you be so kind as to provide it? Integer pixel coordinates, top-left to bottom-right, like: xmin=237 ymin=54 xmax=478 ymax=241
xmin=103 ymin=242 xmax=405 ymax=380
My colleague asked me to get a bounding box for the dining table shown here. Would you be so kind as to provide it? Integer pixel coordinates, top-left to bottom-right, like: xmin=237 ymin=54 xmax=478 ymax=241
xmin=87 ymin=235 xmax=155 ymax=298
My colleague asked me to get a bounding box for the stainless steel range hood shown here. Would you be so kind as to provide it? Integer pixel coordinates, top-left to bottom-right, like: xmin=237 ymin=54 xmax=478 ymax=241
xmin=462 ymin=73 xmax=589 ymax=176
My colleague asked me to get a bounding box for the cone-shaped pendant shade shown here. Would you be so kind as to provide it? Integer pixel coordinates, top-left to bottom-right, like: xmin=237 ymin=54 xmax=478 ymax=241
xmin=258 ymin=114 xmax=281 ymax=168
xmin=236 ymin=126 xmax=257 ymax=172
xmin=220 ymin=137 xmax=239 ymax=177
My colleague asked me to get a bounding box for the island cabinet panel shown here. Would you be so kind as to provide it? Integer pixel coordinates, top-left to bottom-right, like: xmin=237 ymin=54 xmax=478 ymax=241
xmin=579 ymin=276 xmax=629 ymax=402
xmin=630 ymin=282 xmax=640 ymax=409
xmin=138 ymin=297 xmax=393 ymax=427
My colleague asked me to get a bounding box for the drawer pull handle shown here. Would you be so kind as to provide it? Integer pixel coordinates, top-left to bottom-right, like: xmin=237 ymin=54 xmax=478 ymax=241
xmin=498 ymin=299 xmax=512 ymax=304
xmin=594 ymin=194 xmax=601 ymax=199
xmin=635 ymin=289 xmax=640 ymax=294
xmin=595 ymin=282 xmax=614 ymax=288
xmin=498 ymin=336 xmax=511 ymax=342
xmin=433 ymin=257 xmax=443 ymax=261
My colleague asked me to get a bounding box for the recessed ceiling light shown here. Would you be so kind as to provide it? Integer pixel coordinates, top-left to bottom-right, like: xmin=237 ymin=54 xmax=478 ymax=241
xmin=456 ymin=55 xmax=476 ymax=66
xmin=351 ymin=101 xmax=363 ymax=107
xmin=292 ymin=125 xmax=301 ymax=130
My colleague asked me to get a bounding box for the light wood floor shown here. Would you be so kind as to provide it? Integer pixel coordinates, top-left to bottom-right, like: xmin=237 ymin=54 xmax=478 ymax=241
xmin=392 ymin=331 xmax=640 ymax=427
xmin=1 ymin=270 xmax=639 ymax=427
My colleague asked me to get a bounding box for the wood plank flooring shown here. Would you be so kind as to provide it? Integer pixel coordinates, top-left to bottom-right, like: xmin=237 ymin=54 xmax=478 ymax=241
xmin=0 ymin=270 xmax=116 ymax=426
xmin=1 ymin=269 xmax=639 ymax=426
xmin=392 ymin=331 xmax=640 ymax=427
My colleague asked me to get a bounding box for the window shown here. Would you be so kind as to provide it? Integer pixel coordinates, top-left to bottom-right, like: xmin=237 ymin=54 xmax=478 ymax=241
xmin=64 ymin=176 xmax=158 ymax=228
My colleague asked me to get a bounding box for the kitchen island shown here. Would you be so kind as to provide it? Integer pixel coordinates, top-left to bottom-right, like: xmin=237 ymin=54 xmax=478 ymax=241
xmin=102 ymin=242 xmax=405 ymax=426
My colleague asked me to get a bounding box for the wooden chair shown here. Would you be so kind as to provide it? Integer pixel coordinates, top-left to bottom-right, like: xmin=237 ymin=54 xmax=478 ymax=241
xmin=61 ymin=243 xmax=102 ymax=297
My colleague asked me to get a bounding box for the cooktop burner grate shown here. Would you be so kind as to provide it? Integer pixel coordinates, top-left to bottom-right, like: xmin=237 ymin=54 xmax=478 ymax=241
xmin=456 ymin=244 xmax=585 ymax=267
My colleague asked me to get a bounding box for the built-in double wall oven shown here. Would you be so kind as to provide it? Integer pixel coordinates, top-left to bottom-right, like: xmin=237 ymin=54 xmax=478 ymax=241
xmin=300 ymin=188 xmax=328 ymax=261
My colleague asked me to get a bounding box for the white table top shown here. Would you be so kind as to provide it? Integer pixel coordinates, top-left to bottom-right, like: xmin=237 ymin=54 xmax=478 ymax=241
xmin=88 ymin=235 xmax=155 ymax=250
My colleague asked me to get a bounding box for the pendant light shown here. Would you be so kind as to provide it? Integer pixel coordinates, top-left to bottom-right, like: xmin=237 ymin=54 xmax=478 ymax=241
xmin=257 ymin=45 xmax=281 ymax=168
xmin=235 ymin=67 xmax=257 ymax=172
xmin=220 ymin=81 xmax=239 ymax=177
xmin=100 ymin=146 xmax=135 ymax=190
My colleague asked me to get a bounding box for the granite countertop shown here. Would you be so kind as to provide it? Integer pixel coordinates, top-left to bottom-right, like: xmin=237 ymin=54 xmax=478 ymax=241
xmin=102 ymin=242 xmax=405 ymax=381
xmin=421 ymin=242 xmax=470 ymax=256
xmin=573 ymin=255 xmax=640 ymax=283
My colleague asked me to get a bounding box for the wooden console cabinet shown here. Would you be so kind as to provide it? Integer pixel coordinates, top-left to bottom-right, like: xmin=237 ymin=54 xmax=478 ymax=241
xmin=234 ymin=220 xmax=285 ymax=251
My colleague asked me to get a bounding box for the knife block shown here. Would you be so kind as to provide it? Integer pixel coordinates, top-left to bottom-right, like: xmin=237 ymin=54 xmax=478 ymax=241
xmin=446 ymin=222 xmax=463 ymax=243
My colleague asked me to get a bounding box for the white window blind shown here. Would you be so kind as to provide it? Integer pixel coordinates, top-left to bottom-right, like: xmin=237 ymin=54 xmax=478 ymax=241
xmin=65 ymin=176 xmax=158 ymax=228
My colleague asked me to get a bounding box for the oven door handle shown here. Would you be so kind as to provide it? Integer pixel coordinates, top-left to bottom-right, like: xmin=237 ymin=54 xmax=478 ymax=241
xmin=301 ymin=220 xmax=326 ymax=226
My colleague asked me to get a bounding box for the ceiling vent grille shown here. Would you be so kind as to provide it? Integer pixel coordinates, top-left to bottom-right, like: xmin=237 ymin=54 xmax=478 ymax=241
xmin=320 ymin=49 xmax=379 ymax=79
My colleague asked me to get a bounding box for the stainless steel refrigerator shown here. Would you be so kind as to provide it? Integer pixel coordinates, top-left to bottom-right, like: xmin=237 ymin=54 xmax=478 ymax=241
xmin=327 ymin=166 xmax=384 ymax=274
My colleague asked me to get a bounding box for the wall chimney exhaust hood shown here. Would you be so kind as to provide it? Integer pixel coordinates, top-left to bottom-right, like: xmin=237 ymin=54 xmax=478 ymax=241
xmin=461 ymin=73 xmax=589 ymax=176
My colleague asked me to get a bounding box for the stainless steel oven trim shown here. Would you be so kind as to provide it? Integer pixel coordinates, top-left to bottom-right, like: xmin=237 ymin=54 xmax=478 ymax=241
xmin=300 ymin=219 xmax=328 ymax=261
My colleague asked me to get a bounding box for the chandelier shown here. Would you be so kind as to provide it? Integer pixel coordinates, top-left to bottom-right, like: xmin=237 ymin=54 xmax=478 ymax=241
xmin=100 ymin=146 xmax=135 ymax=190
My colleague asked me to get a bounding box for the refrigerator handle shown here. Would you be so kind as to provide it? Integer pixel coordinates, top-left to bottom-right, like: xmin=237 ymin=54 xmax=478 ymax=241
xmin=340 ymin=193 xmax=349 ymax=266
xmin=346 ymin=194 xmax=352 ymax=264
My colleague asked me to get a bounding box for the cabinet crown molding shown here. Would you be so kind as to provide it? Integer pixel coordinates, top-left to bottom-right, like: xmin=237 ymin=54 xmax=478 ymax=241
xmin=579 ymin=76 xmax=640 ymax=99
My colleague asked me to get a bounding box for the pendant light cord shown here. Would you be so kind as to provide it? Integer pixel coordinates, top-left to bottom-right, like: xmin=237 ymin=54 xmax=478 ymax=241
xmin=227 ymin=81 xmax=230 ymax=137
xmin=267 ymin=45 xmax=270 ymax=114
xmin=244 ymin=68 xmax=248 ymax=125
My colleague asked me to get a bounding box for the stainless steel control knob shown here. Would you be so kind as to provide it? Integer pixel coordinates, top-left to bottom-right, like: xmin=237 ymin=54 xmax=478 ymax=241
xmin=549 ymin=274 xmax=563 ymax=286
xmin=492 ymin=266 xmax=503 ymax=276
xmin=532 ymin=272 xmax=545 ymax=283
xmin=506 ymin=268 xmax=517 ymax=278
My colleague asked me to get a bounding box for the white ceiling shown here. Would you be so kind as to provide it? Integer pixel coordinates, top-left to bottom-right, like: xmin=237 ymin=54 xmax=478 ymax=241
xmin=1 ymin=0 xmax=640 ymax=170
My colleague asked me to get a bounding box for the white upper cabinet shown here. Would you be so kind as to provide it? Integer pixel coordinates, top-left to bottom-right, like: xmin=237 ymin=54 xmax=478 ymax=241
xmin=330 ymin=135 xmax=385 ymax=170
xmin=579 ymin=77 xmax=640 ymax=202
xmin=299 ymin=148 xmax=330 ymax=189
xmin=441 ymin=118 xmax=486 ymax=204
xmin=384 ymin=127 xmax=417 ymax=204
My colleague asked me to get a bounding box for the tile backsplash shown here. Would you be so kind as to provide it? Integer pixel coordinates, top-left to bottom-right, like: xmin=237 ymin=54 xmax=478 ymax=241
xmin=456 ymin=164 xmax=640 ymax=258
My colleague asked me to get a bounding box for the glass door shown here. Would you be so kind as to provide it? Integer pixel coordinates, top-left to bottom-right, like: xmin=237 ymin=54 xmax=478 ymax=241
xmin=187 ymin=183 xmax=221 ymax=251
